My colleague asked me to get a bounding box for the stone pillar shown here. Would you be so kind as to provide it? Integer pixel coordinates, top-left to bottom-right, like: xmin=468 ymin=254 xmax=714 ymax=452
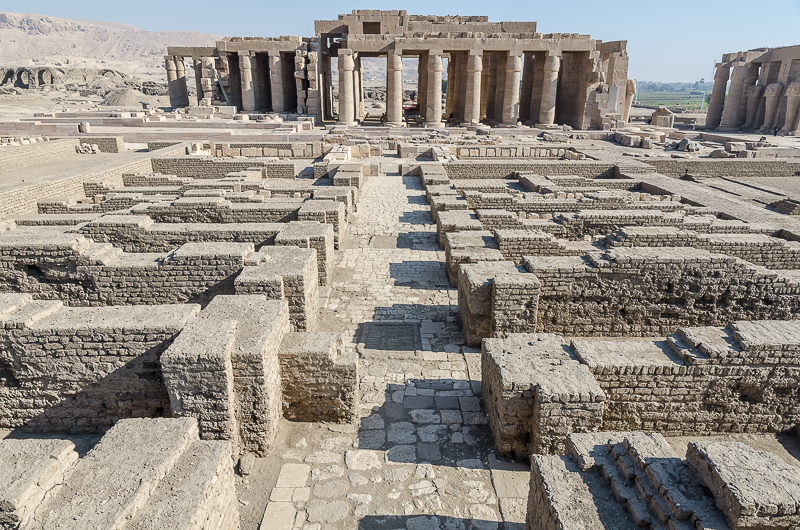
xmin=353 ymin=55 xmax=363 ymax=119
xmin=386 ymin=50 xmax=404 ymax=126
xmin=418 ymin=53 xmax=428 ymax=121
xmin=519 ymin=53 xmax=535 ymax=122
xmin=175 ymin=57 xmax=190 ymax=107
xmin=538 ymin=53 xmax=560 ymax=126
xmin=706 ymin=64 xmax=730 ymax=129
xmin=268 ymin=52 xmax=285 ymax=113
xmin=451 ymin=53 xmax=464 ymax=121
xmin=779 ymin=82 xmax=800 ymax=135
xmin=493 ymin=52 xmax=507 ymax=123
xmin=165 ymin=56 xmax=180 ymax=107
xmin=445 ymin=55 xmax=455 ymax=117
xmin=501 ymin=53 xmax=523 ymax=126
xmin=239 ymin=53 xmax=256 ymax=112
xmin=199 ymin=57 xmax=215 ymax=107
xmin=426 ymin=52 xmax=443 ymax=127
xmin=193 ymin=58 xmax=203 ymax=106
xmin=759 ymin=83 xmax=785 ymax=134
xmin=742 ymin=85 xmax=764 ymax=130
xmin=464 ymin=52 xmax=483 ymax=125
xmin=623 ymin=79 xmax=637 ymax=123
xmin=337 ymin=52 xmax=356 ymax=125
xmin=718 ymin=63 xmax=748 ymax=131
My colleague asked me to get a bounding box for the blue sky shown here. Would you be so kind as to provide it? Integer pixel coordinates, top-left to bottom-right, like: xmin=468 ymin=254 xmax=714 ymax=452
xmin=1 ymin=0 xmax=796 ymax=82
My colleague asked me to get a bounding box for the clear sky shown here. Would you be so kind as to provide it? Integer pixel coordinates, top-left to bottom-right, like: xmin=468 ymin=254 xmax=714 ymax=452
xmin=2 ymin=0 xmax=796 ymax=82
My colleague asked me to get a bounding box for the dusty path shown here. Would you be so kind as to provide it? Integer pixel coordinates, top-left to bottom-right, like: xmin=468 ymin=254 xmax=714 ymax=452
xmin=237 ymin=172 xmax=530 ymax=529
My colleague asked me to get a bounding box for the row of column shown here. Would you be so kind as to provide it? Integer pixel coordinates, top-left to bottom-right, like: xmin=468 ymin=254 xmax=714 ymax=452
xmin=357 ymin=49 xmax=562 ymax=127
xmin=708 ymin=61 xmax=800 ymax=135
xmin=164 ymin=56 xmax=190 ymax=107
xmin=337 ymin=51 xmax=366 ymax=125
xmin=238 ymin=51 xmax=287 ymax=113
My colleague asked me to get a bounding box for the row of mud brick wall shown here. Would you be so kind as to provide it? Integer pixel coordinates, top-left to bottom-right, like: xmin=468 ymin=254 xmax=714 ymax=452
xmin=0 ymin=326 xmax=179 ymax=430
xmin=642 ymin=158 xmax=800 ymax=178
xmin=442 ymin=161 xmax=620 ymax=179
xmin=151 ymin=156 xmax=296 ymax=179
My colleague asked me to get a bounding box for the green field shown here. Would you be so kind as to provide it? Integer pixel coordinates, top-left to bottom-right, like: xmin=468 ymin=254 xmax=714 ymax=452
xmin=633 ymin=91 xmax=709 ymax=111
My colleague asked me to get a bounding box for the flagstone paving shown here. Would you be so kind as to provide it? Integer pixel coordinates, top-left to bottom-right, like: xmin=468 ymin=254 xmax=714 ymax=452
xmin=238 ymin=173 xmax=530 ymax=530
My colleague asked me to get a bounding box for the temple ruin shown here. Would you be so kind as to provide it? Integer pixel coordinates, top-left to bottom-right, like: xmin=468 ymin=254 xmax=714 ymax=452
xmin=0 ymin=10 xmax=799 ymax=530
xmin=167 ymin=10 xmax=635 ymax=130
xmin=708 ymin=45 xmax=800 ymax=134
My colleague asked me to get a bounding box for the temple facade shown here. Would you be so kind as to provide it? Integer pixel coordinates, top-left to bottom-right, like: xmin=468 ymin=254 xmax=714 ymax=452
xmin=708 ymin=45 xmax=800 ymax=135
xmin=166 ymin=10 xmax=635 ymax=130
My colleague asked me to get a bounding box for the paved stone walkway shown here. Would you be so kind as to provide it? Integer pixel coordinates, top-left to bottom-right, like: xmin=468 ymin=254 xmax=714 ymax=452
xmin=246 ymin=174 xmax=530 ymax=530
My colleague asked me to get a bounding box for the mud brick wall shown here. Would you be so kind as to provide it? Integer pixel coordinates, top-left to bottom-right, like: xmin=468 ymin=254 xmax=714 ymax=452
xmin=78 ymin=137 xmax=125 ymax=153
xmin=141 ymin=199 xmax=302 ymax=224
xmin=0 ymin=144 xmax=185 ymax=216
xmin=481 ymin=334 xmax=605 ymax=459
xmin=147 ymin=141 xmax=182 ymax=151
xmin=588 ymin=358 xmax=800 ymax=437
xmin=455 ymin=145 xmax=576 ymax=159
xmin=151 ymin=156 xmax=297 ymax=179
xmin=610 ymin=227 xmax=800 ymax=270
xmin=211 ymin=142 xmax=322 ymax=158
xmin=642 ymin=158 xmax=800 ymax=178
xmin=443 ymin=160 xmax=621 ymax=179
xmin=235 ymin=247 xmax=319 ymax=332
xmin=279 ymin=332 xmax=358 ymax=423
xmin=0 ymin=239 xmax=253 ymax=307
xmin=528 ymin=248 xmax=800 ymax=336
xmin=162 ymin=296 xmax=290 ymax=455
xmin=161 ymin=319 xmax=239 ymax=447
xmin=0 ymin=295 xmax=199 ymax=432
xmin=0 ymin=138 xmax=78 ymax=171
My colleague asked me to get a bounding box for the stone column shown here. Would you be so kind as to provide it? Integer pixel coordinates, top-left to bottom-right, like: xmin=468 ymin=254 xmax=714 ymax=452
xmin=779 ymin=82 xmax=800 ymax=135
xmin=426 ymin=52 xmax=443 ymax=127
xmin=165 ymin=56 xmax=180 ymax=107
xmin=418 ymin=53 xmax=428 ymax=121
xmin=706 ymin=64 xmax=730 ymax=129
xmin=337 ymin=52 xmax=356 ymax=125
xmin=759 ymin=83 xmax=785 ymax=134
xmin=445 ymin=55 xmax=455 ymax=117
xmin=501 ymin=53 xmax=523 ymax=126
xmin=199 ymin=57 xmax=215 ymax=107
xmin=623 ymin=79 xmax=637 ymax=123
xmin=538 ymin=53 xmax=560 ymax=126
xmin=268 ymin=52 xmax=285 ymax=113
xmin=451 ymin=53 xmax=464 ymax=121
xmin=493 ymin=52 xmax=507 ymax=123
xmin=519 ymin=53 xmax=534 ymax=122
xmin=718 ymin=63 xmax=748 ymax=131
xmin=239 ymin=53 xmax=256 ymax=112
xmin=193 ymin=58 xmax=203 ymax=105
xmin=742 ymin=85 xmax=764 ymax=130
xmin=353 ymin=55 xmax=363 ymax=119
xmin=175 ymin=57 xmax=190 ymax=106
xmin=386 ymin=50 xmax=403 ymax=126
xmin=464 ymin=52 xmax=483 ymax=125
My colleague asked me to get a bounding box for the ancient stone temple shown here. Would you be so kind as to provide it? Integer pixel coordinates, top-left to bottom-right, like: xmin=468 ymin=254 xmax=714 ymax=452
xmin=167 ymin=10 xmax=635 ymax=130
xmin=708 ymin=45 xmax=800 ymax=135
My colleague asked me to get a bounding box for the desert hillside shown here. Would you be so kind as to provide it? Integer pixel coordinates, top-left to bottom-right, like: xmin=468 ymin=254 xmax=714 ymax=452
xmin=0 ymin=12 xmax=220 ymax=80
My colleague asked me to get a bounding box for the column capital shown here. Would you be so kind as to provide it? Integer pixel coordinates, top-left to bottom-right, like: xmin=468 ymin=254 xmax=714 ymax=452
xmin=543 ymin=55 xmax=560 ymax=72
